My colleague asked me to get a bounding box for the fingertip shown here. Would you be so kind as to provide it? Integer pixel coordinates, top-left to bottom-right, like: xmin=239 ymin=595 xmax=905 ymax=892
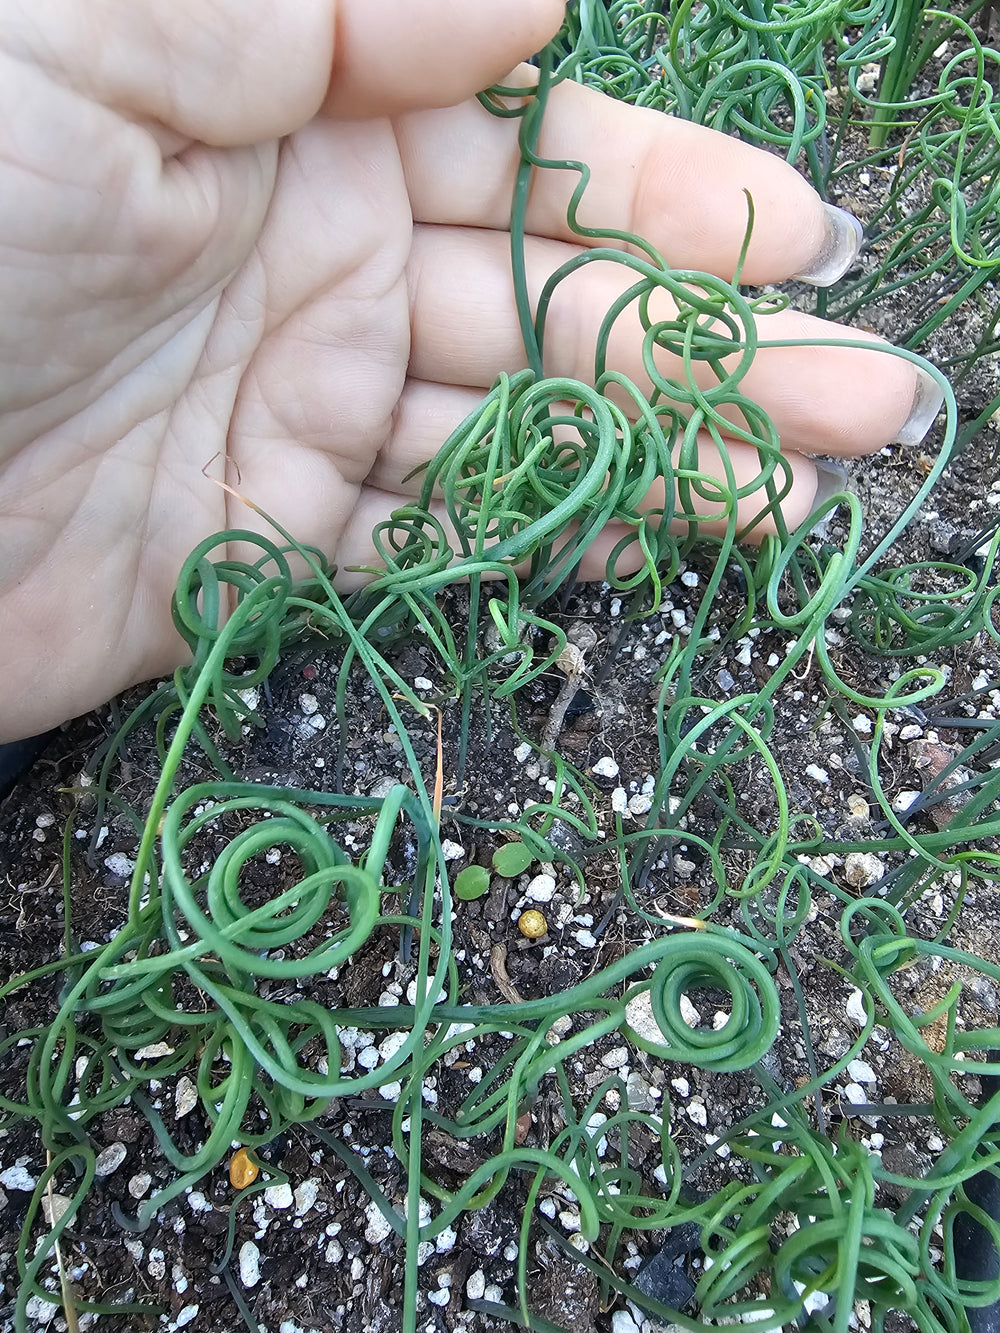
xmin=325 ymin=0 xmax=566 ymax=118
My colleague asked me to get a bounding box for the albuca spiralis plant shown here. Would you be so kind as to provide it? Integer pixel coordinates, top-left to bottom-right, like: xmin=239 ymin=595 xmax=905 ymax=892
xmin=3 ymin=3 xmax=1000 ymax=1332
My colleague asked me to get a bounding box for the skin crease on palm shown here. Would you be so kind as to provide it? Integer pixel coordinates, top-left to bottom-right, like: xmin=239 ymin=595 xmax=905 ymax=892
xmin=0 ymin=0 xmax=941 ymax=744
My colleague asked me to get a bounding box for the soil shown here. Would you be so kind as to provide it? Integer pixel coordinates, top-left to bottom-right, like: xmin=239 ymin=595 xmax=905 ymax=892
xmin=3 ymin=47 xmax=1000 ymax=1333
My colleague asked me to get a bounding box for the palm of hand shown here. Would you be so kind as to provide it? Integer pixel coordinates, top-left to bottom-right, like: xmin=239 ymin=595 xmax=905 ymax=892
xmin=2 ymin=101 xmax=423 ymax=729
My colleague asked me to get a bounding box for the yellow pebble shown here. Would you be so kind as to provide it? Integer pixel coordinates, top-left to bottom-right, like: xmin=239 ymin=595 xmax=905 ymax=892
xmin=518 ymin=909 xmax=548 ymax=939
xmin=229 ymin=1147 xmax=259 ymax=1190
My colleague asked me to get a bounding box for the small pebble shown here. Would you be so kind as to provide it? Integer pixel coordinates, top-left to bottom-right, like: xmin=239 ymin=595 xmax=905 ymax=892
xmin=365 ymin=1200 xmax=394 ymax=1245
xmin=104 ymin=851 xmax=136 ymax=878
xmin=0 ymin=1165 xmax=36 ymax=1192
xmin=174 ymin=1076 xmax=198 ymax=1119
xmin=239 ymin=1241 xmax=261 ymax=1288
xmin=525 ymin=873 xmax=556 ymax=903
xmin=848 ymin=1059 xmax=877 ymax=1085
xmin=94 ymin=1143 xmax=127 ymax=1178
xmin=612 ymin=1310 xmax=643 ymax=1333
xmin=844 ymin=852 xmax=885 ymax=888
xmin=592 ymin=756 xmax=620 ymax=779
xmin=846 ymin=989 xmax=868 ymax=1026
xmin=264 ymin=1182 xmax=294 ymax=1210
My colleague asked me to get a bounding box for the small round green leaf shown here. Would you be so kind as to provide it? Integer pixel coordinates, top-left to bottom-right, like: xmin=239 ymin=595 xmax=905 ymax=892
xmin=492 ymin=841 xmax=534 ymax=878
xmin=454 ymin=865 xmax=490 ymax=900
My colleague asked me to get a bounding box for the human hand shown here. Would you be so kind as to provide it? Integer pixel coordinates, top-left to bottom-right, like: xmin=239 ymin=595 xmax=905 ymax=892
xmin=0 ymin=0 xmax=941 ymax=741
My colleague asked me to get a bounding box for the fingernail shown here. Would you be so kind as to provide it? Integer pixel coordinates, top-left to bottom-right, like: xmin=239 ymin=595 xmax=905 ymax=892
xmin=812 ymin=457 xmax=849 ymax=510
xmin=807 ymin=458 xmax=849 ymax=535
xmin=792 ymin=203 xmax=864 ymax=287
xmin=894 ymin=364 xmax=944 ymax=446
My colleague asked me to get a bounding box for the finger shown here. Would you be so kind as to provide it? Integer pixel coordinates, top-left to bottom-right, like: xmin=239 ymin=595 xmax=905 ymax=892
xmin=340 ymin=419 xmax=827 ymax=591
xmin=5 ymin=0 xmax=336 ymax=145
xmin=406 ymin=225 xmax=936 ymax=456
xmin=397 ymin=67 xmax=859 ymax=286
xmin=324 ymin=0 xmax=566 ymax=118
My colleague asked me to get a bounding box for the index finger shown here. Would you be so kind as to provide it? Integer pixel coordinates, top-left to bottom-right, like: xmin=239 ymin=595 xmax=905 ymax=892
xmin=396 ymin=67 xmax=861 ymax=287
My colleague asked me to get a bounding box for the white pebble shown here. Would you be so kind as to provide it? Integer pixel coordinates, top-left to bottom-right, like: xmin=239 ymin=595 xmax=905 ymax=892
xmin=128 ymin=1173 xmax=152 ymax=1199
xmin=846 ymin=989 xmax=868 ymax=1026
xmin=365 ymin=1200 xmax=394 ymax=1245
xmin=602 ymin=1046 xmax=630 ymax=1070
xmin=134 ymin=1041 xmax=174 ymax=1060
xmin=847 ymin=1059 xmax=877 ymax=1085
xmin=440 ymin=839 xmax=465 ymax=861
xmin=844 ymin=852 xmax=884 ymax=888
xmin=526 ymin=874 xmax=556 ymax=903
xmin=177 ymin=1306 xmax=199 ymax=1328
xmin=0 ymin=1165 xmax=36 ymax=1192
xmin=893 ymin=790 xmax=920 ymax=813
xmin=624 ymin=990 xmax=668 ymax=1046
xmin=467 ymin=1269 xmax=487 ymax=1300
xmin=104 ymin=851 xmax=136 ymax=878
xmin=264 ymin=1182 xmax=294 ymax=1210
xmin=628 ymin=794 xmax=653 ymax=817
xmin=94 ymin=1143 xmax=127 ymax=1178
xmin=805 ymin=764 xmax=829 ymax=784
xmin=174 ymin=1076 xmax=198 ymax=1119
xmin=574 ymin=929 xmax=597 ymax=948
xmin=24 ymin=1298 xmax=59 ymax=1323
xmin=239 ymin=1242 xmax=261 ymax=1288
xmin=611 ymin=786 xmax=628 ymax=813
xmin=841 ymin=1082 xmax=868 ymax=1105
xmin=298 ymin=693 xmax=319 ymax=715
xmin=592 ymin=756 xmax=620 ymax=779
